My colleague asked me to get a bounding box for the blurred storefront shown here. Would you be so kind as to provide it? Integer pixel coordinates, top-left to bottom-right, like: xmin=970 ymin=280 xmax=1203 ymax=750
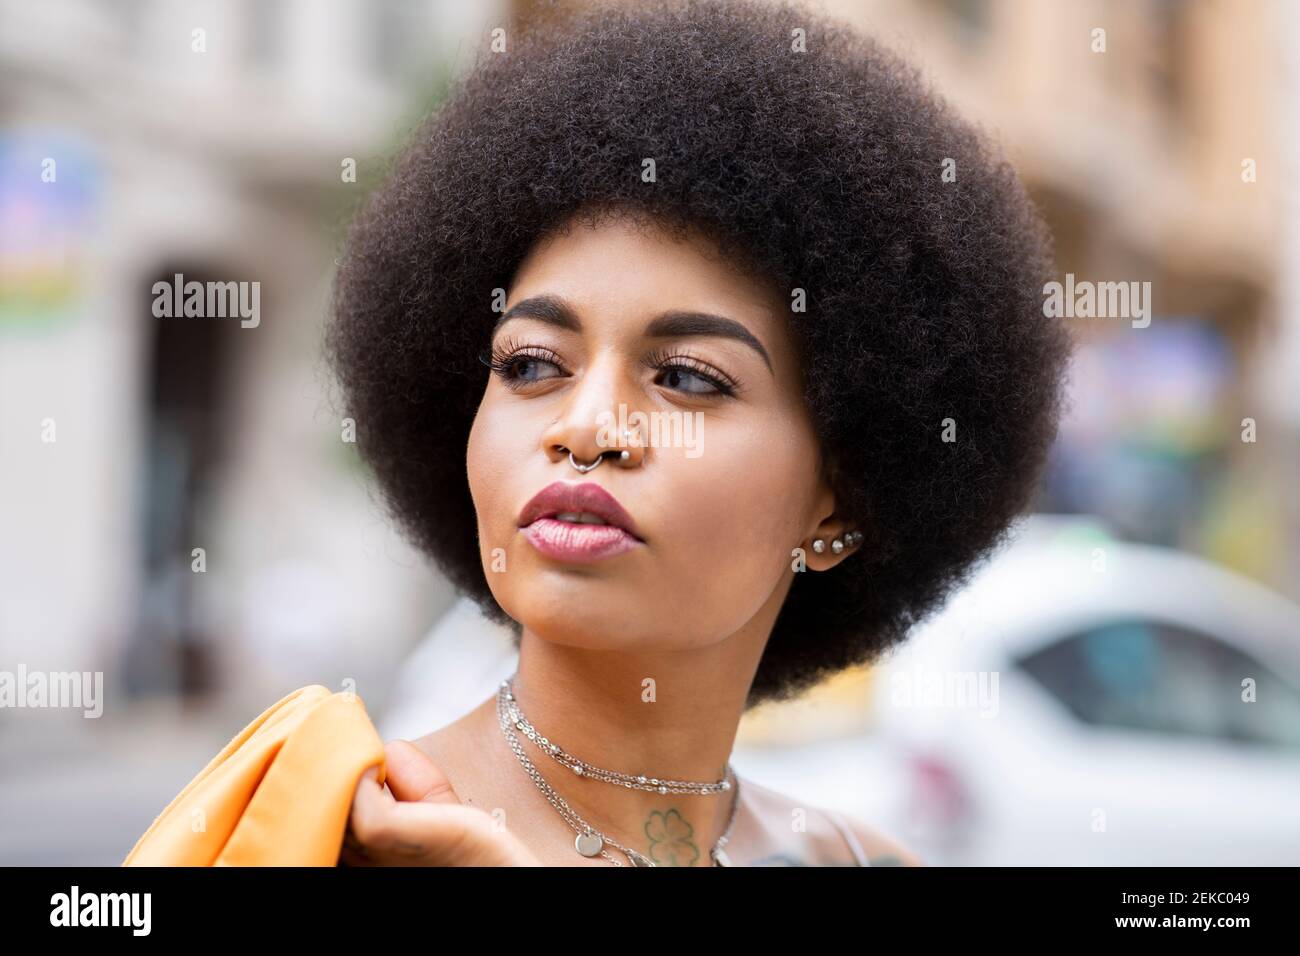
xmin=0 ymin=0 xmax=510 ymax=715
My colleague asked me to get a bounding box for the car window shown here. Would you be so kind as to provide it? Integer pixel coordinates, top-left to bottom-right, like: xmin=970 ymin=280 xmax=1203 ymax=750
xmin=1015 ymin=619 xmax=1300 ymax=748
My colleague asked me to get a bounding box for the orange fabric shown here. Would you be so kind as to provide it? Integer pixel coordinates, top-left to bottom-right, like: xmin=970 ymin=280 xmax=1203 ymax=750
xmin=122 ymin=684 xmax=387 ymax=866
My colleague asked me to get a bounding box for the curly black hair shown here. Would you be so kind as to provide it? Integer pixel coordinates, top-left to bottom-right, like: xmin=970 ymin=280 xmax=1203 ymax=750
xmin=326 ymin=0 xmax=1073 ymax=711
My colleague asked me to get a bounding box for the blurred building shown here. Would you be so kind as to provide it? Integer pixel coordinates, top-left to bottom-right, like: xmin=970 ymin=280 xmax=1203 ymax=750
xmin=0 ymin=0 xmax=510 ymax=717
xmin=809 ymin=0 xmax=1297 ymax=595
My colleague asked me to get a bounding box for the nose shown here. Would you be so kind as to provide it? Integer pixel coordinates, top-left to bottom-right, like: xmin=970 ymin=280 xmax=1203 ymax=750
xmin=540 ymin=353 xmax=646 ymax=470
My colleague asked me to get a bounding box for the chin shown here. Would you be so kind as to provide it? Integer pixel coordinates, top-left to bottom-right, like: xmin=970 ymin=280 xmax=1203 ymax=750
xmin=517 ymin=581 xmax=693 ymax=647
xmin=522 ymin=608 xmax=643 ymax=650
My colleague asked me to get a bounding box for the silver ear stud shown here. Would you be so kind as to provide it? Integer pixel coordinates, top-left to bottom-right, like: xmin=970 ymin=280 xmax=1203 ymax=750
xmin=811 ymin=530 xmax=863 ymax=557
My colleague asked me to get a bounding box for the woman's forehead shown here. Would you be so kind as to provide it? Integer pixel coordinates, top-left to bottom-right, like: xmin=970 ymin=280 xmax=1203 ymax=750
xmin=505 ymin=212 xmax=793 ymax=352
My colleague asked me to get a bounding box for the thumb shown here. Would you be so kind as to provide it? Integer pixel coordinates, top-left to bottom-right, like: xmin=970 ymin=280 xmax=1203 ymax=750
xmin=383 ymin=739 xmax=462 ymax=805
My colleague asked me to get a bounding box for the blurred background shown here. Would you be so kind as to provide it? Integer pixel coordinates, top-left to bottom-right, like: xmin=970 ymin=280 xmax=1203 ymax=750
xmin=1 ymin=0 xmax=1297 ymax=865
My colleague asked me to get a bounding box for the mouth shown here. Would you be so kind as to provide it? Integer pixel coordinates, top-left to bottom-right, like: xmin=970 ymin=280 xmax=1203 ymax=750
xmin=517 ymin=480 xmax=645 ymax=562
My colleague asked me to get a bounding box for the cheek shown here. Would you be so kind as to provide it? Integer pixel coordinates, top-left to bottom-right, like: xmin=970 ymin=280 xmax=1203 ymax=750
xmin=649 ymin=419 xmax=817 ymax=625
xmin=466 ymin=398 xmax=517 ymax=545
xmin=672 ymin=416 xmax=814 ymax=547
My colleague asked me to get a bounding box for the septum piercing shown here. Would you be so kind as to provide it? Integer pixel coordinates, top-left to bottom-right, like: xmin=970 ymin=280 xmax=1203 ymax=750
xmin=567 ymin=429 xmax=638 ymax=472
xmin=568 ymin=449 xmax=628 ymax=472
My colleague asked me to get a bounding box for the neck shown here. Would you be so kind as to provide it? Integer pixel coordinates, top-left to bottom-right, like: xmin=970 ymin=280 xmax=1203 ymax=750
xmin=479 ymin=623 xmax=770 ymax=866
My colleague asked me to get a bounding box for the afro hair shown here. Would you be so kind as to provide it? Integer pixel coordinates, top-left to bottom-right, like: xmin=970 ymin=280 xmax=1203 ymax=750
xmin=326 ymin=0 xmax=1073 ymax=711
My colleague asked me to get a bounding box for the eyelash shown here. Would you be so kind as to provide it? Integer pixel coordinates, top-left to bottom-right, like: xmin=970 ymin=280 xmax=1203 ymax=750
xmin=480 ymin=337 xmax=740 ymax=397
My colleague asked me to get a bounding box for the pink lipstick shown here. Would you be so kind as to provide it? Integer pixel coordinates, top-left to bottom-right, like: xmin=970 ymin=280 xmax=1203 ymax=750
xmin=517 ymin=481 xmax=644 ymax=563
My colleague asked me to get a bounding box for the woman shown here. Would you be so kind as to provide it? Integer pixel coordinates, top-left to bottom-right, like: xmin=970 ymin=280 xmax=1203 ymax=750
xmin=327 ymin=0 xmax=1071 ymax=866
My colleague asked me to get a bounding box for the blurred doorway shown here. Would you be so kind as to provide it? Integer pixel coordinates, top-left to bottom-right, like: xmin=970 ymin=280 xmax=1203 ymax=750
xmin=122 ymin=262 xmax=237 ymax=701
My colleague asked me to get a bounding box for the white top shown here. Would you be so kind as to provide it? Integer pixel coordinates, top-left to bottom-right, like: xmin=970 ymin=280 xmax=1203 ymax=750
xmin=823 ymin=808 xmax=872 ymax=866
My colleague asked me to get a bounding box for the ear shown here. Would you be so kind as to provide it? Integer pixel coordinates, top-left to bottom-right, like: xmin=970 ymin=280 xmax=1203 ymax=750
xmin=801 ymin=452 xmax=865 ymax=571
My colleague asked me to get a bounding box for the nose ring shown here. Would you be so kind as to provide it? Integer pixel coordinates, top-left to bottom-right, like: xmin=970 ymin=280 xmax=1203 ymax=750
xmin=568 ymin=449 xmax=631 ymax=472
xmin=568 ymin=429 xmax=638 ymax=472
xmin=569 ymin=450 xmax=604 ymax=472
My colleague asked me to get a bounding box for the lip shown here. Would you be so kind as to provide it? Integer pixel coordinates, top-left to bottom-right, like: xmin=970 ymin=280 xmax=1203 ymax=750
xmin=517 ymin=480 xmax=645 ymax=562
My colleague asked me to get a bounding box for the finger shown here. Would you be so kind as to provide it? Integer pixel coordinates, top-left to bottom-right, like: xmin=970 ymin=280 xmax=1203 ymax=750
xmin=383 ymin=739 xmax=461 ymax=805
xmin=387 ymin=802 xmax=510 ymax=865
xmin=354 ymin=763 xmax=393 ymax=804
xmin=350 ymin=763 xmax=395 ymax=843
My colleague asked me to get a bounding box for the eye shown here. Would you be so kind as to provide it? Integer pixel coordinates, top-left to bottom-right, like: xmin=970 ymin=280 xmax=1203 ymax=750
xmin=480 ymin=342 xmax=566 ymax=390
xmin=478 ymin=340 xmax=740 ymax=398
xmin=645 ymin=348 xmax=738 ymax=398
xmin=658 ymin=365 xmax=722 ymax=395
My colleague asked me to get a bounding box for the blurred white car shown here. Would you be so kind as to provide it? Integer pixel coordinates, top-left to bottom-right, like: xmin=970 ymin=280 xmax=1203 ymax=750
xmin=379 ymin=516 xmax=1300 ymax=865
xmin=785 ymin=515 xmax=1300 ymax=865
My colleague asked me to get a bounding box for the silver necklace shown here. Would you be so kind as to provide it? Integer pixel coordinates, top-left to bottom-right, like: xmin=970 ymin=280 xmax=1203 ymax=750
xmin=500 ymin=677 xmax=732 ymax=796
xmin=495 ymin=678 xmax=741 ymax=866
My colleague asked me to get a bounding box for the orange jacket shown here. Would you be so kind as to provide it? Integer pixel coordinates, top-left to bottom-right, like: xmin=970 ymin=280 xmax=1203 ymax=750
xmin=122 ymin=684 xmax=386 ymax=866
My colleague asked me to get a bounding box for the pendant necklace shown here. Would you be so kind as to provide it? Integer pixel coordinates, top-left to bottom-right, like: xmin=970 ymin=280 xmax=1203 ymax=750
xmin=495 ymin=676 xmax=741 ymax=866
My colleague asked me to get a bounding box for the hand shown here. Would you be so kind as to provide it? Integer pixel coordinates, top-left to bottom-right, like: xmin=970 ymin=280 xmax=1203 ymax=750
xmin=340 ymin=739 xmax=542 ymax=866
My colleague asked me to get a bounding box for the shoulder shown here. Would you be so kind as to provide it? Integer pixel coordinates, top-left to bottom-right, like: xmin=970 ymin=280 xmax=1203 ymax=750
xmin=737 ymin=774 xmax=925 ymax=867
xmin=834 ymin=813 xmax=926 ymax=867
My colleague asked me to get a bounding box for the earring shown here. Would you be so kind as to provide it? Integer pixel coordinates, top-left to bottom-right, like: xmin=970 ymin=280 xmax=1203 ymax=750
xmin=813 ymin=530 xmax=862 ymax=556
xmin=806 ymin=530 xmax=857 ymax=554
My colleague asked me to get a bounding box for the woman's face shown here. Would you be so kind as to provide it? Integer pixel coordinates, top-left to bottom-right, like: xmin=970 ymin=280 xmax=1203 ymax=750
xmin=467 ymin=211 xmax=835 ymax=651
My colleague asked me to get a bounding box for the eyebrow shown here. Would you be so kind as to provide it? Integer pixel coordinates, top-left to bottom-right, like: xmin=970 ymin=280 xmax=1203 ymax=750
xmin=492 ymin=294 xmax=774 ymax=374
